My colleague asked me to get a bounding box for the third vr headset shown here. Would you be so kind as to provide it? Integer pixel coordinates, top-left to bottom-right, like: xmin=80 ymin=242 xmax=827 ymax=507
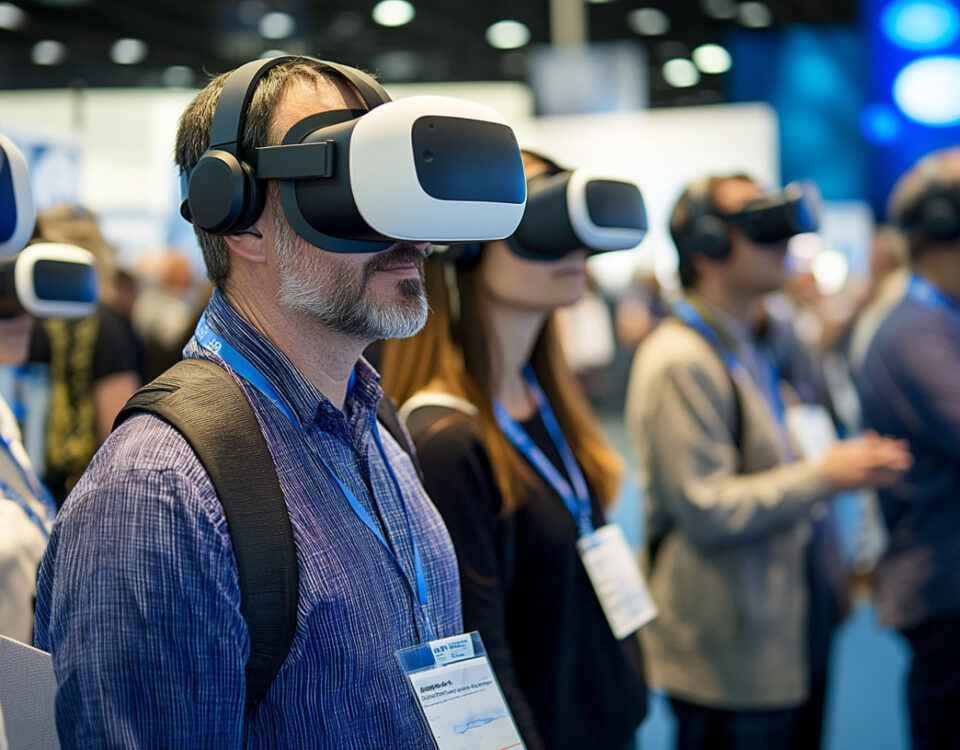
xmin=181 ymin=55 xmax=527 ymax=253
xmin=675 ymin=179 xmax=821 ymax=260
xmin=0 ymin=134 xmax=98 ymax=319
xmin=897 ymin=180 xmax=960 ymax=244
xmin=0 ymin=132 xmax=35 ymax=259
xmin=438 ymin=167 xmax=648 ymax=266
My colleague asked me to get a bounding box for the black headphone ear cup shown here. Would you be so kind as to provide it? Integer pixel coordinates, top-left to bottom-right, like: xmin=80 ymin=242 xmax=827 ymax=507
xmin=919 ymin=196 xmax=960 ymax=242
xmin=691 ymin=214 xmax=731 ymax=259
xmin=187 ymin=150 xmax=255 ymax=234
xmin=235 ymin=162 xmax=265 ymax=232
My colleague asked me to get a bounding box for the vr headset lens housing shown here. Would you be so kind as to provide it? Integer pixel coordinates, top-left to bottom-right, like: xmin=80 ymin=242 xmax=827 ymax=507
xmin=0 ymin=133 xmax=35 ymax=260
xmin=727 ymin=181 xmax=821 ymax=245
xmin=510 ymin=169 xmax=648 ymax=260
xmin=274 ymin=95 xmax=526 ymax=253
xmin=0 ymin=243 xmax=98 ymax=319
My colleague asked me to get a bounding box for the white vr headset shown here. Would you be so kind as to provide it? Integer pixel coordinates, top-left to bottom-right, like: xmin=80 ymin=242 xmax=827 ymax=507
xmin=0 ymin=132 xmax=35 ymax=260
xmin=0 ymin=242 xmax=98 ymax=319
xmin=181 ymin=56 xmax=528 ymax=253
xmin=508 ymin=168 xmax=648 ymax=260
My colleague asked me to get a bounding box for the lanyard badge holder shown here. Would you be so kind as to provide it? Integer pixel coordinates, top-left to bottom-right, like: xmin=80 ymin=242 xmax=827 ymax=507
xmin=495 ymin=366 xmax=657 ymax=640
xmin=195 ymin=314 xmax=524 ymax=746
xmin=396 ymin=632 xmax=525 ymax=750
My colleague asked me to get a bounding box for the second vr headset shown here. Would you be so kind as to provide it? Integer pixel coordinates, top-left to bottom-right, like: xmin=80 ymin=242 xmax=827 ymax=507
xmin=181 ymin=55 xmax=527 ymax=253
xmin=675 ymin=180 xmax=821 ymax=260
xmin=0 ymin=243 xmax=98 ymax=319
xmin=438 ymin=166 xmax=648 ymax=266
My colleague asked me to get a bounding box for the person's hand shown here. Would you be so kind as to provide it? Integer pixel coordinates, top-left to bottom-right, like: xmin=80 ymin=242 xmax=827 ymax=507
xmin=819 ymin=430 xmax=912 ymax=492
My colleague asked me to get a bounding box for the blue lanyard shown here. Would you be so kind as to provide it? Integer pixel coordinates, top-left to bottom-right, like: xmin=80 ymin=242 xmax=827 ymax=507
xmin=194 ymin=314 xmax=436 ymax=641
xmin=674 ymin=298 xmax=785 ymax=425
xmin=0 ymin=436 xmax=56 ymax=539
xmin=494 ymin=365 xmax=593 ymax=537
xmin=907 ymin=274 xmax=960 ymax=316
xmin=0 ymin=476 xmax=52 ymax=541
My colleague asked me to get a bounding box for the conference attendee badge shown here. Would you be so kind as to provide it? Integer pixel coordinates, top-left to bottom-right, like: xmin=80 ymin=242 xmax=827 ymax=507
xmin=397 ymin=631 xmax=525 ymax=750
xmin=577 ymin=524 xmax=658 ymax=639
xmin=784 ymin=404 xmax=837 ymax=461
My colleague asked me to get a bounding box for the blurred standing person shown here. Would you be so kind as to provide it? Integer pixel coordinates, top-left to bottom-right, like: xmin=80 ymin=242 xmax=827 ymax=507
xmin=382 ymin=153 xmax=652 ymax=750
xmin=0 ymin=133 xmax=98 ymax=642
xmin=626 ymin=174 xmax=911 ymax=750
xmin=0 ymin=312 xmax=52 ymax=642
xmin=848 ymin=223 xmax=911 ymax=371
xmin=29 ymin=206 xmax=140 ymax=504
xmin=855 ymin=149 xmax=960 ymax=750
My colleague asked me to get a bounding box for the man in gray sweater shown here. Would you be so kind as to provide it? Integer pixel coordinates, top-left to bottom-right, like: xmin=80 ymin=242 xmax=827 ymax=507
xmin=626 ymin=174 xmax=911 ymax=750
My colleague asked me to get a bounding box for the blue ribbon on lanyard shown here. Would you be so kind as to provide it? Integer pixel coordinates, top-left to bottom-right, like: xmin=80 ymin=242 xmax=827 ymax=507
xmin=907 ymin=274 xmax=960 ymax=316
xmin=674 ymin=298 xmax=785 ymax=426
xmin=194 ymin=313 xmax=436 ymax=641
xmin=493 ymin=365 xmax=594 ymax=537
xmin=0 ymin=437 xmax=56 ymax=539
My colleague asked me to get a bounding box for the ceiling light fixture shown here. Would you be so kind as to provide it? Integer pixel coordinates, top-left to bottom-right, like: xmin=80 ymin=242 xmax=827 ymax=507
xmin=0 ymin=3 xmax=26 ymax=31
xmin=259 ymin=11 xmax=296 ymax=39
xmin=110 ymin=38 xmax=148 ymax=65
xmin=31 ymin=39 xmax=66 ymax=66
xmin=372 ymin=0 xmax=415 ymax=27
xmin=628 ymin=8 xmax=670 ymax=35
xmin=692 ymin=43 xmax=732 ymax=73
xmin=738 ymin=1 xmax=773 ymax=27
xmin=486 ymin=20 xmax=531 ymax=50
xmin=701 ymin=0 xmax=737 ymax=20
xmin=662 ymin=58 xmax=700 ymax=87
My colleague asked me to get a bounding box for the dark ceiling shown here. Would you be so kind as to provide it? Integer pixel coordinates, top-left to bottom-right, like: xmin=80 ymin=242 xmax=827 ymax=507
xmin=0 ymin=0 xmax=857 ymax=106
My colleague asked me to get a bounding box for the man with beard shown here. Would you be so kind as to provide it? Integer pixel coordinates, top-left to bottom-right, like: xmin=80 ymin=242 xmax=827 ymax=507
xmin=33 ymin=59 xmax=479 ymax=748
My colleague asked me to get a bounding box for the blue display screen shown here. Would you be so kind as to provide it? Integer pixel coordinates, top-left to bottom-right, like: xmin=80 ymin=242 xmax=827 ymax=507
xmin=32 ymin=260 xmax=97 ymax=303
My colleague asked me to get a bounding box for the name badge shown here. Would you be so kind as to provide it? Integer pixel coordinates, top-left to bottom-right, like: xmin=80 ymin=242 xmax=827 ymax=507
xmin=576 ymin=524 xmax=658 ymax=639
xmin=397 ymin=632 xmax=525 ymax=750
xmin=785 ymin=404 xmax=837 ymax=461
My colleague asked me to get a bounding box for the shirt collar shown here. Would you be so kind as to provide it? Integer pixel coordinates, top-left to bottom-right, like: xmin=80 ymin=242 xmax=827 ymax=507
xmin=692 ymin=294 xmax=756 ymax=352
xmin=194 ymin=288 xmax=383 ymax=434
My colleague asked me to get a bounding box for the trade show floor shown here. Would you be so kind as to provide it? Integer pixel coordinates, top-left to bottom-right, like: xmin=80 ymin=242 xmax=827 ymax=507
xmin=600 ymin=416 xmax=912 ymax=750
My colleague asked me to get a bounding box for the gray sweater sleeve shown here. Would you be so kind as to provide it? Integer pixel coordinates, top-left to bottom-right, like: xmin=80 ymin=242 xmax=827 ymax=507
xmin=629 ymin=327 xmax=831 ymax=552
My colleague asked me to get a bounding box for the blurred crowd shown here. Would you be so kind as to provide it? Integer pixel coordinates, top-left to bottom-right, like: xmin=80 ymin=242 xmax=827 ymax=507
xmin=0 ymin=58 xmax=956 ymax=750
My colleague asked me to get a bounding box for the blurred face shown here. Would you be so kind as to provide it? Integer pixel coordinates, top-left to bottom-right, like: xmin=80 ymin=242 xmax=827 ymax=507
xmin=478 ymin=240 xmax=588 ymax=313
xmin=714 ymin=179 xmax=789 ymax=297
xmin=265 ymin=79 xmax=429 ymax=340
xmin=0 ymin=314 xmax=33 ymax=366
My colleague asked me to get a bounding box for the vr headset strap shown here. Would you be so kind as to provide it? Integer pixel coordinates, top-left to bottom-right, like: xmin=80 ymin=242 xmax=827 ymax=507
xmin=113 ymin=357 xmax=421 ymax=713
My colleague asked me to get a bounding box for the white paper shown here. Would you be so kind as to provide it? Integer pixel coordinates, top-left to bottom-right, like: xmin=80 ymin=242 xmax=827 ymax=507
xmin=577 ymin=524 xmax=658 ymax=639
xmin=409 ymin=656 xmax=524 ymax=750
xmin=785 ymin=404 xmax=838 ymax=461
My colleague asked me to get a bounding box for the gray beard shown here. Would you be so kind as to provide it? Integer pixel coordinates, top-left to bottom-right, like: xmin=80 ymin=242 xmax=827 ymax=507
xmin=273 ymin=216 xmax=428 ymax=340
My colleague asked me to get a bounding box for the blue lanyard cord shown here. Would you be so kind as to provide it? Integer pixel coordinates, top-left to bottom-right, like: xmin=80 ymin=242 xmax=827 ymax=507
xmin=195 ymin=314 xmax=298 ymax=425
xmin=0 ymin=435 xmax=57 ymax=528
xmin=493 ymin=366 xmax=593 ymax=537
xmin=673 ymin=299 xmax=785 ymax=425
xmin=908 ymin=274 xmax=960 ymax=316
xmin=0 ymin=478 xmax=51 ymax=540
xmin=193 ymin=314 xmax=436 ymax=642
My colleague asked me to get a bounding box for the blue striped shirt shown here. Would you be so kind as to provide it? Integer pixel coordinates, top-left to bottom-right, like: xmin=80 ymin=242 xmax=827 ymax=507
xmin=34 ymin=289 xmax=462 ymax=749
